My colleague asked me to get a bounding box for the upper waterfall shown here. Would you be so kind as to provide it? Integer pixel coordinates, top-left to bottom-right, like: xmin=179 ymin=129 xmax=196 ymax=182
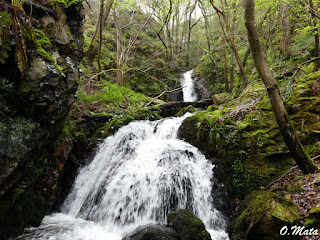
xmin=181 ymin=70 xmax=198 ymax=102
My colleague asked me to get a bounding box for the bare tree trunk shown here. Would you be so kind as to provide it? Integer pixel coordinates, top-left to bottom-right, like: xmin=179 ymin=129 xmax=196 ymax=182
xmin=209 ymin=0 xmax=248 ymax=87
xmin=242 ymin=6 xmax=271 ymax=67
xmin=245 ymin=0 xmax=317 ymax=174
xmin=309 ymin=0 xmax=320 ymax=71
xmin=199 ymin=0 xmax=211 ymax=51
xmin=114 ymin=9 xmax=124 ymax=85
xmin=97 ymin=0 xmax=105 ymax=81
xmin=86 ymin=0 xmax=114 ymax=65
xmin=280 ymin=4 xmax=291 ymax=56
xmin=223 ymin=38 xmax=229 ymax=92
xmin=230 ymin=51 xmax=235 ymax=90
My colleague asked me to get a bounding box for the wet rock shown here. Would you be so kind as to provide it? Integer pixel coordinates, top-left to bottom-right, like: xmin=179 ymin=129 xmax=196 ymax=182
xmin=122 ymin=224 xmax=179 ymax=240
xmin=168 ymin=209 xmax=212 ymax=240
xmin=0 ymin=2 xmax=83 ymax=238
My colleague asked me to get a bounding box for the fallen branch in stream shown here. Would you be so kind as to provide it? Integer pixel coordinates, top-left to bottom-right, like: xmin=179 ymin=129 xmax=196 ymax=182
xmin=144 ymin=87 xmax=184 ymax=107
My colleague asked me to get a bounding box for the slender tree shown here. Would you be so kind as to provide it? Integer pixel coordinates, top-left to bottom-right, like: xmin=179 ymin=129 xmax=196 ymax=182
xmin=309 ymin=0 xmax=320 ymax=71
xmin=244 ymin=0 xmax=318 ymax=174
xmin=209 ymin=0 xmax=248 ymax=87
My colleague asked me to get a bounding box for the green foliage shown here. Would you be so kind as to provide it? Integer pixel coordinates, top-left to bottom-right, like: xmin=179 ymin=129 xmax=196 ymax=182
xmin=232 ymin=159 xmax=245 ymax=188
xmin=0 ymin=11 xmax=12 ymax=64
xmin=36 ymin=47 xmax=55 ymax=64
xmin=33 ymin=29 xmax=51 ymax=47
xmin=76 ymin=79 xmax=153 ymax=114
xmin=57 ymin=112 xmax=75 ymax=143
xmin=52 ymin=0 xmax=82 ymax=8
xmin=12 ymin=188 xmax=24 ymax=203
xmin=301 ymin=62 xmax=315 ymax=75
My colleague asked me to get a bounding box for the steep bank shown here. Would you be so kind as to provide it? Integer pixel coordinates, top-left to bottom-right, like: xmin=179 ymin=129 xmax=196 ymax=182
xmin=0 ymin=1 xmax=83 ymax=238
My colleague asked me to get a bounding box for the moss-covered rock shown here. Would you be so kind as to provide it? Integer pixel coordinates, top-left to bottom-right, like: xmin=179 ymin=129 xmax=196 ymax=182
xmin=213 ymin=93 xmax=231 ymax=105
xmin=90 ymin=109 xmax=162 ymax=145
xmin=168 ymin=209 xmax=212 ymax=240
xmin=122 ymin=224 xmax=179 ymax=240
xmin=229 ymin=191 xmax=300 ymax=240
xmin=304 ymin=203 xmax=320 ymax=228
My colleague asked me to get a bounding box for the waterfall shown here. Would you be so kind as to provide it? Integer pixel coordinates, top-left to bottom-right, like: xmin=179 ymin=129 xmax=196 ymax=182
xmin=16 ymin=71 xmax=229 ymax=240
xmin=181 ymin=69 xmax=198 ymax=102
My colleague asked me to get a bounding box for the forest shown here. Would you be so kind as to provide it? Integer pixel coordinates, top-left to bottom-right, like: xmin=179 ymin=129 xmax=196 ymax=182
xmin=1 ymin=0 xmax=320 ymax=239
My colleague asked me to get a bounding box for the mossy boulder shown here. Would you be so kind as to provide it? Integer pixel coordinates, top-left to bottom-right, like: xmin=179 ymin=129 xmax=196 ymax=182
xmin=122 ymin=224 xmax=179 ymax=240
xmin=229 ymin=191 xmax=300 ymax=240
xmin=213 ymin=93 xmax=231 ymax=105
xmin=168 ymin=209 xmax=211 ymax=240
xmin=304 ymin=203 xmax=320 ymax=228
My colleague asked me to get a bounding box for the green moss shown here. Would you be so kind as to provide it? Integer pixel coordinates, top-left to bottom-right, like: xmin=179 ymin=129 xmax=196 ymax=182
xmin=0 ymin=11 xmax=12 ymax=64
xmin=90 ymin=109 xmax=161 ymax=145
xmin=175 ymin=105 xmax=196 ymax=117
xmin=33 ymin=28 xmax=51 ymax=47
xmin=230 ymin=191 xmax=299 ymax=240
xmin=36 ymin=47 xmax=55 ymax=65
xmin=305 ymin=204 xmax=320 ymax=228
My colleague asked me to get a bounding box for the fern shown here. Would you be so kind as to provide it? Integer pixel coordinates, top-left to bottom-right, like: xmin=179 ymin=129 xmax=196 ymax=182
xmin=53 ymin=0 xmax=82 ymax=8
xmin=301 ymin=62 xmax=314 ymax=75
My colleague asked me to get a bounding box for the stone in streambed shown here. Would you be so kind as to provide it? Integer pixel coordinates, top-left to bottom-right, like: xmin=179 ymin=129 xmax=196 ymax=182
xmin=122 ymin=224 xmax=179 ymax=240
xmin=168 ymin=209 xmax=212 ymax=240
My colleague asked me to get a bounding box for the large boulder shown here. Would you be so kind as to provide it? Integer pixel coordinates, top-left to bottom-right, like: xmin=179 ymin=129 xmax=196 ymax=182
xmin=122 ymin=224 xmax=179 ymax=240
xmin=229 ymin=191 xmax=300 ymax=240
xmin=168 ymin=209 xmax=212 ymax=240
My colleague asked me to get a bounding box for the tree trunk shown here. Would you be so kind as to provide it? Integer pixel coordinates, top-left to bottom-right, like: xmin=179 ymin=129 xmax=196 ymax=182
xmin=242 ymin=6 xmax=271 ymax=67
xmin=209 ymin=0 xmax=248 ymax=87
xmin=280 ymin=4 xmax=291 ymax=56
xmin=199 ymin=0 xmax=211 ymax=51
xmin=309 ymin=0 xmax=320 ymax=71
xmin=223 ymin=38 xmax=229 ymax=92
xmin=114 ymin=9 xmax=124 ymax=85
xmin=245 ymin=0 xmax=317 ymax=174
xmin=230 ymin=51 xmax=235 ymax=91
xmin=86 ymin=0 xmax=114 ymax=65
xmin=97 ymin=0 xmax=105 ymax=81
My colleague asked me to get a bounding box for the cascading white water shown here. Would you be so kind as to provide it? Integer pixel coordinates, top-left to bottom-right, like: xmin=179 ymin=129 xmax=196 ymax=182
xmin=16 ymin=71 xmax=229 ymax=240
xmin=181 ymin=69 xmax=198 ymax=102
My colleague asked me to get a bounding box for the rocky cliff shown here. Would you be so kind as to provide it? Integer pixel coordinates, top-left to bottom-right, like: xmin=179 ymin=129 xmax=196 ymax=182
xmin=0 ymin=1 xmax=83 ymax=238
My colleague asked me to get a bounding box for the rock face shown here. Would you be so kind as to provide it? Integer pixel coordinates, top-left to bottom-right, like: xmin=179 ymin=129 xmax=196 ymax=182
xmin=123 ymin=224 xmax=179 ymax=240
xmin=0 ymin=1 xmax=83 ymax=239
xmin=168 ymin=209 xmax=212 ymax=240
xmin=191 ymin=71 xmax=211 ymax=100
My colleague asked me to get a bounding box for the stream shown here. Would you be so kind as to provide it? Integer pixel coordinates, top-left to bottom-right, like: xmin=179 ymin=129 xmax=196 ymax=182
xmin=15 ymin=71 xmax=229 ymax=240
